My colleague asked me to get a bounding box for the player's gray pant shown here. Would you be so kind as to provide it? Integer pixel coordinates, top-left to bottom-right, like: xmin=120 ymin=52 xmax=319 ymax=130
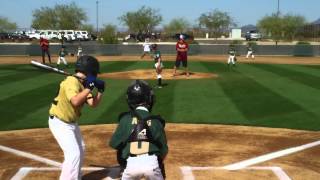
xmin=122 ymin=154 xmax=164 ymax=180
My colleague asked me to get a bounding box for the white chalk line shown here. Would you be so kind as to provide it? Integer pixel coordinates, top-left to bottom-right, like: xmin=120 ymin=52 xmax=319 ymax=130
xmin=4 ymin=139 xmax=319 ymax=180
xmin=180 ymin=140 xmax=320 ymax=180
xmin=249 ymin=167 xmax=291 ymax=180
xmin=181 ymin=166 xmax=291 ymax=180
xmin=11 ymin=167 xmax=117 ymax=180
xmin=0 ymin=144 xmax=62 ymax=167
xmin=222 ymin=140 xmax=320 ymax=170
xmin=11 ymin=167 xmax=32 ymax=180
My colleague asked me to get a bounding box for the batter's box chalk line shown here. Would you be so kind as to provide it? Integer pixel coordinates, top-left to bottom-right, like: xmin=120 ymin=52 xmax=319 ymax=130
xmin=2 ymin=139 xmax=320 ymax=180
xmin=180 ymin=166 xmax=291 ymax=180
xmin=11 ymin=167 xmax=121 ymax=180
xmin=180 ymin=139 xmax=320 ymax=180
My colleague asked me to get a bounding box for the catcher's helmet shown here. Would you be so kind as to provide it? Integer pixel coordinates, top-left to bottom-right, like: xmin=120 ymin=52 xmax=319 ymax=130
xmin=75 ymin=55 xmax=100 ymax=76
xmin=127 ymin=80 xmax=155 ymax=111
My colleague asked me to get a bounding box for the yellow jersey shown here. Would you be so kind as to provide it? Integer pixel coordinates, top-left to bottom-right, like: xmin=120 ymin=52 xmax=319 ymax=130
xmin=49 ymin=76 xmax=92 ymax=123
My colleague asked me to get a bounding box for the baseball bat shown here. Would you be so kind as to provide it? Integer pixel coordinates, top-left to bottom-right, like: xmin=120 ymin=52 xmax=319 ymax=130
xmin=30 ymin=60 xmax=83 ymax=80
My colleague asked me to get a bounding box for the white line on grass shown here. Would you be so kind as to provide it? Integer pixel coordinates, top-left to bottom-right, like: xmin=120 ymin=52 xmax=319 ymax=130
xmin=0 ymin=144 xmax=62 ymax=167
xmin=222 ymin=140 xmax=320 ymax=170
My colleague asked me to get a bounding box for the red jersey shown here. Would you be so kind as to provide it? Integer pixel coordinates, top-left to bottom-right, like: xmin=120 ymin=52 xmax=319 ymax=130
xmin=40 ymin=38 xmax=49 ymax=50
xmin=176 ymin=40 xmax=188 ymax=61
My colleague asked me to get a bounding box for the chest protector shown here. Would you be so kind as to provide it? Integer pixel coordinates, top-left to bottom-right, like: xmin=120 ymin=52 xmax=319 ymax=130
xmin=128 ymin=110 xmax=153 ymax=143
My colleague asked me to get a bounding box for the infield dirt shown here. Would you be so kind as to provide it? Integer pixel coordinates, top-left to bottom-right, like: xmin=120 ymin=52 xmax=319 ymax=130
xmin=0 ymin=124 xmax=319 ymax=179
xmin=1 ymin=55 xmax=320 ymax=179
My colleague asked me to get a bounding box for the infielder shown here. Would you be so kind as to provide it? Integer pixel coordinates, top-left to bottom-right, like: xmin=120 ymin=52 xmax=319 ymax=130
xmin=77 ymin=45 xmax=83 ymax=60
xmin=110 ymin=80 xmax=168 ymax=180
xmin=227 ymin=46 xmax=237 ymax=67
xmin=49 ymin=55 xmax=105 ymax=180
xmin=173 ymin=34 xmax=189 ymax=77
xmin=140 ymin=38 xmax=151 ymax=59
xmin=246 ymin=45 xmax=255 ymax=59
xmin=150 ymin=44 xmax=163 ymax=88
xmin=57 ymin=46 xmax=70 ymax=68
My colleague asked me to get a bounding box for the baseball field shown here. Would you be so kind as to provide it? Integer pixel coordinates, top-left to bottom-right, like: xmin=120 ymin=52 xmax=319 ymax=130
xmin=0 ymin=55 xmax=320 ymax=179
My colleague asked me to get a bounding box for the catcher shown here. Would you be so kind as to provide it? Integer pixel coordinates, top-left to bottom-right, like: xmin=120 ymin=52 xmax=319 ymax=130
xmin=109 ymin=80 xmax=168 ymax=180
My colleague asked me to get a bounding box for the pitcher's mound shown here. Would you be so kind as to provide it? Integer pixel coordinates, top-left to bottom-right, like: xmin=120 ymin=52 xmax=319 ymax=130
xmin=99 ymin=69 xmax=218 ymax=80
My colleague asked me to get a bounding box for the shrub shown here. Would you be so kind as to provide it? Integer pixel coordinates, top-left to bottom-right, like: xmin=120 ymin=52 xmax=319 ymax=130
xmin=295 ymin=41 xmax=311 ymax=45
xmin=100 ymin=24 xmax=118 ymax=44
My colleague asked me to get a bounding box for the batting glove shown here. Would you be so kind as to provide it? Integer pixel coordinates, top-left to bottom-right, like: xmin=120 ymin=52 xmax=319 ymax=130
xmin=84 ymin=74 xmax=96 ymax=91
xmin=95 ymin=79 xmax=105 ymax=93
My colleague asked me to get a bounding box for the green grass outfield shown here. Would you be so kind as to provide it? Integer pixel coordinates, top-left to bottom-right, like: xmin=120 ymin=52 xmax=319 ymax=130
xmin=1 ymin=60 xmax=320 ymax=131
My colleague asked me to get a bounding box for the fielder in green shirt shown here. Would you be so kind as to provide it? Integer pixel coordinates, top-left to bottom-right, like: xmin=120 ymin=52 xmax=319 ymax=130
xmin=109 ymin=80 xmax=168 ymax=179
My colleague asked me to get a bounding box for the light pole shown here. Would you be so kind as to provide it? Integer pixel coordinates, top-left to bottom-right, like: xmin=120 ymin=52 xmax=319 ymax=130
xmin=96 ymin=1 xmax=99 ymax=34
xmin=277 ymin=0 xmax=280 ymax=16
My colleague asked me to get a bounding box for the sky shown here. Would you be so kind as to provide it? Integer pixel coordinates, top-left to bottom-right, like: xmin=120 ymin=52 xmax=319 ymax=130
xmin=1 ymin=0 xmax=320 ymax=30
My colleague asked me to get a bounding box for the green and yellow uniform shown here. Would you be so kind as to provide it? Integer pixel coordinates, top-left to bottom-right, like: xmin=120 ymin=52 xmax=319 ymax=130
xmin=49 ymin=76 xmax=92 ymax=123
xmin=152 ymin=50 xmax=161 ymax=63
xmin=229 ymin=49 xmax=236 ymax=56
xmin=110 ymin=109 xmax=168 ymax=160
xmin=59 ymin=49 xmax=68 ymax=57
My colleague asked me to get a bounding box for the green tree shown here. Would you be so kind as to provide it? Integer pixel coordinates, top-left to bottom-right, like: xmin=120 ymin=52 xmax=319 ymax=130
xmin=258 ymin=14 xmax=283 ymax=43
xmin=0 ymin=16 xmax=17 ymax=32
xmin=119 ymin=6 xmax=162 ymax=33
xmin=198 ymin=9 xmax=235 ymax=39
xmin=258 ymin=13 xmax=306 ymax=43
xmin=31 ymin=2 xmax=87 ymax=30
xmin=100 ymin=24 xmax=118 ymax=44
xmin=282 ymin=14 xmax=306 ymax=40
xmin=81 ymin=24 xmax=94 ymax=33
xmin=163 ymin=18 xmax=190 ymax=35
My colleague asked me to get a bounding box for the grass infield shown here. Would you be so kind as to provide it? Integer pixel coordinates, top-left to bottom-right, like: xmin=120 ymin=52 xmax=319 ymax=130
xmin=0 ymin=60 xmax=319 ymax=131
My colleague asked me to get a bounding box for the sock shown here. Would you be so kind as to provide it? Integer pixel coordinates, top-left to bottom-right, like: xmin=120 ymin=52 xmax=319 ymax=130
xmin=158 ymin=78 xmax=162 ymax=86
xmin=157 ymin=74 xmax=162 ymax=86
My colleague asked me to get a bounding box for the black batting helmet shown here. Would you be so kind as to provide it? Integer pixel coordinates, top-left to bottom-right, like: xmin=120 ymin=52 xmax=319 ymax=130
xmin=75 ymin=55 xmax=100 ymax=76
xmin=127 ymin=80 xmax=155 ymax=111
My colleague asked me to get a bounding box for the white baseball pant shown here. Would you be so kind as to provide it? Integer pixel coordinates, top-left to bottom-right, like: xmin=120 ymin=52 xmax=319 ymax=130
xmin=121 ymin=154 xmax=164 ymax=180
xmin=154 ymin=62 xmax=163 ymax=69
xmin=246 ymin=51 xmax=254 ymax=59
xmin=49 ymin=116 xmax=85 ymax=180
xmin=228 ymin=55 xmax=236 ymax=65
xmin=57 ymin=57 xmax=68 ymax=65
